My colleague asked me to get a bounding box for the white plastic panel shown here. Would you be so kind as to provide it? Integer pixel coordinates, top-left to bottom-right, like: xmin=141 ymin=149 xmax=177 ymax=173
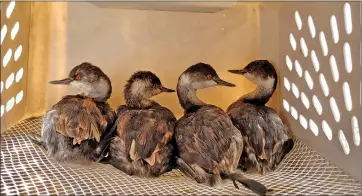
xmin=0 ymin=24 xmax=7 ymax=45
xmin=6 ymin=1 xmax=15 ymax=18
xmin=279 ymin=2 xmax=361 ymax=182
xmin=307 ymin=16 xmax=316 ymax=38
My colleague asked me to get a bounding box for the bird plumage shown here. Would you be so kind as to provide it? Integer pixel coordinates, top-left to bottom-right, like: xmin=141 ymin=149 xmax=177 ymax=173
xmin=29 ymin=62 xmax=116 ymax=166
xmin=174 ymin=63 xmax=269 ymax=196
xmin=38 ymin=95 xmax=116 ymax=165
xmin=104 ymin=71 xmax=177 ymax=177
xmin=227 ymin=60 xmax=294 ymax=174
xmin=175 ymin=105 xmax=242 ymax=180
xmin=227 ymin=101 xmax=293 ymax=173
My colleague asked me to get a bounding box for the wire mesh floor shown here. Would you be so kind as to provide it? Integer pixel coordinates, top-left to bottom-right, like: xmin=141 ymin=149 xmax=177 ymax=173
xmin=1 ymin=117 xmax=361 ymax=195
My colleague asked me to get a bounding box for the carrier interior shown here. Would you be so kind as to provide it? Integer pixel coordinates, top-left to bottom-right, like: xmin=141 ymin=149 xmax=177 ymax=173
xmin=0 ymin=2 xmax=361 ymax=195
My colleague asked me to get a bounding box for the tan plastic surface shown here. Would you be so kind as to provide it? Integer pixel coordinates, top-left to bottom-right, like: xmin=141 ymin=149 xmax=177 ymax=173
xmin=0 ymin=2 xmax=31 ymax=132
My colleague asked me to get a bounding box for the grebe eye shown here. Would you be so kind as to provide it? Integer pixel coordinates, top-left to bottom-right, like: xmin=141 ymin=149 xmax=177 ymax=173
xmin=75 ymin=75 xmax=81 ymax=80
xmin=207 ymin=74 xmax=212 ymax=79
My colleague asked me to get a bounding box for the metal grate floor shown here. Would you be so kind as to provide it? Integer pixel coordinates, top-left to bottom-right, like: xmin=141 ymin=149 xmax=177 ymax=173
xmin=1 ymin=117 xmax=361 ymax=195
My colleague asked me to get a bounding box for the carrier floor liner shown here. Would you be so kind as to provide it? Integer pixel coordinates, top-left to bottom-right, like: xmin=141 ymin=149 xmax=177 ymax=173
xmin=1 ymin=117 xmax=361 ymax=195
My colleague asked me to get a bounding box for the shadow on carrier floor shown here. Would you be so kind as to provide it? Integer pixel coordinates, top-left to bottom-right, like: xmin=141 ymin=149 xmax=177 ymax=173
xmin=1 ymin=117 xmax=361 ymax=195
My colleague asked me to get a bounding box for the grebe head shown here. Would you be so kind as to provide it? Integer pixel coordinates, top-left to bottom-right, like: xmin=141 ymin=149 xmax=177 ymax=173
xmin=228 ymin=60 xmax=277 ymax=89
xmin=49 ymin=62 xmax=112 ymax=101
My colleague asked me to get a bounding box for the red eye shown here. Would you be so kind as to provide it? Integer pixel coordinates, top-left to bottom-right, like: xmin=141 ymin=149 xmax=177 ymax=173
xmin=207 ymin=74 xmax=212 ymax=79
xmin=75 ymin=75 xmax=81 ymax=80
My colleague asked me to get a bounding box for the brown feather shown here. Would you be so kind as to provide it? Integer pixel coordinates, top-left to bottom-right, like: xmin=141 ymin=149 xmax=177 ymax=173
xmin=51 ymin=95 xmax=108 ymax=145
xmin=161 ymin=131 xmax=173 ymax=145
xmin=110 ymin=103 xmax=176 ymax=177
xmin=130 ymin=139 xmax=140 ymax=161
xmin=144 ymin=144 xmax=160 ymax=166
xmin=116 ymin=112 xmax=132 ymax=138
xmin=258 ymin=137 xmax=267 ymax=160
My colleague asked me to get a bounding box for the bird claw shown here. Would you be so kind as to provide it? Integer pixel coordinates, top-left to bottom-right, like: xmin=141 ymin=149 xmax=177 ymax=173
xmin=233 ymin=180 xmax=240 ymax=189
xmin=28 ymin=134 xmax=47 ymax=151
